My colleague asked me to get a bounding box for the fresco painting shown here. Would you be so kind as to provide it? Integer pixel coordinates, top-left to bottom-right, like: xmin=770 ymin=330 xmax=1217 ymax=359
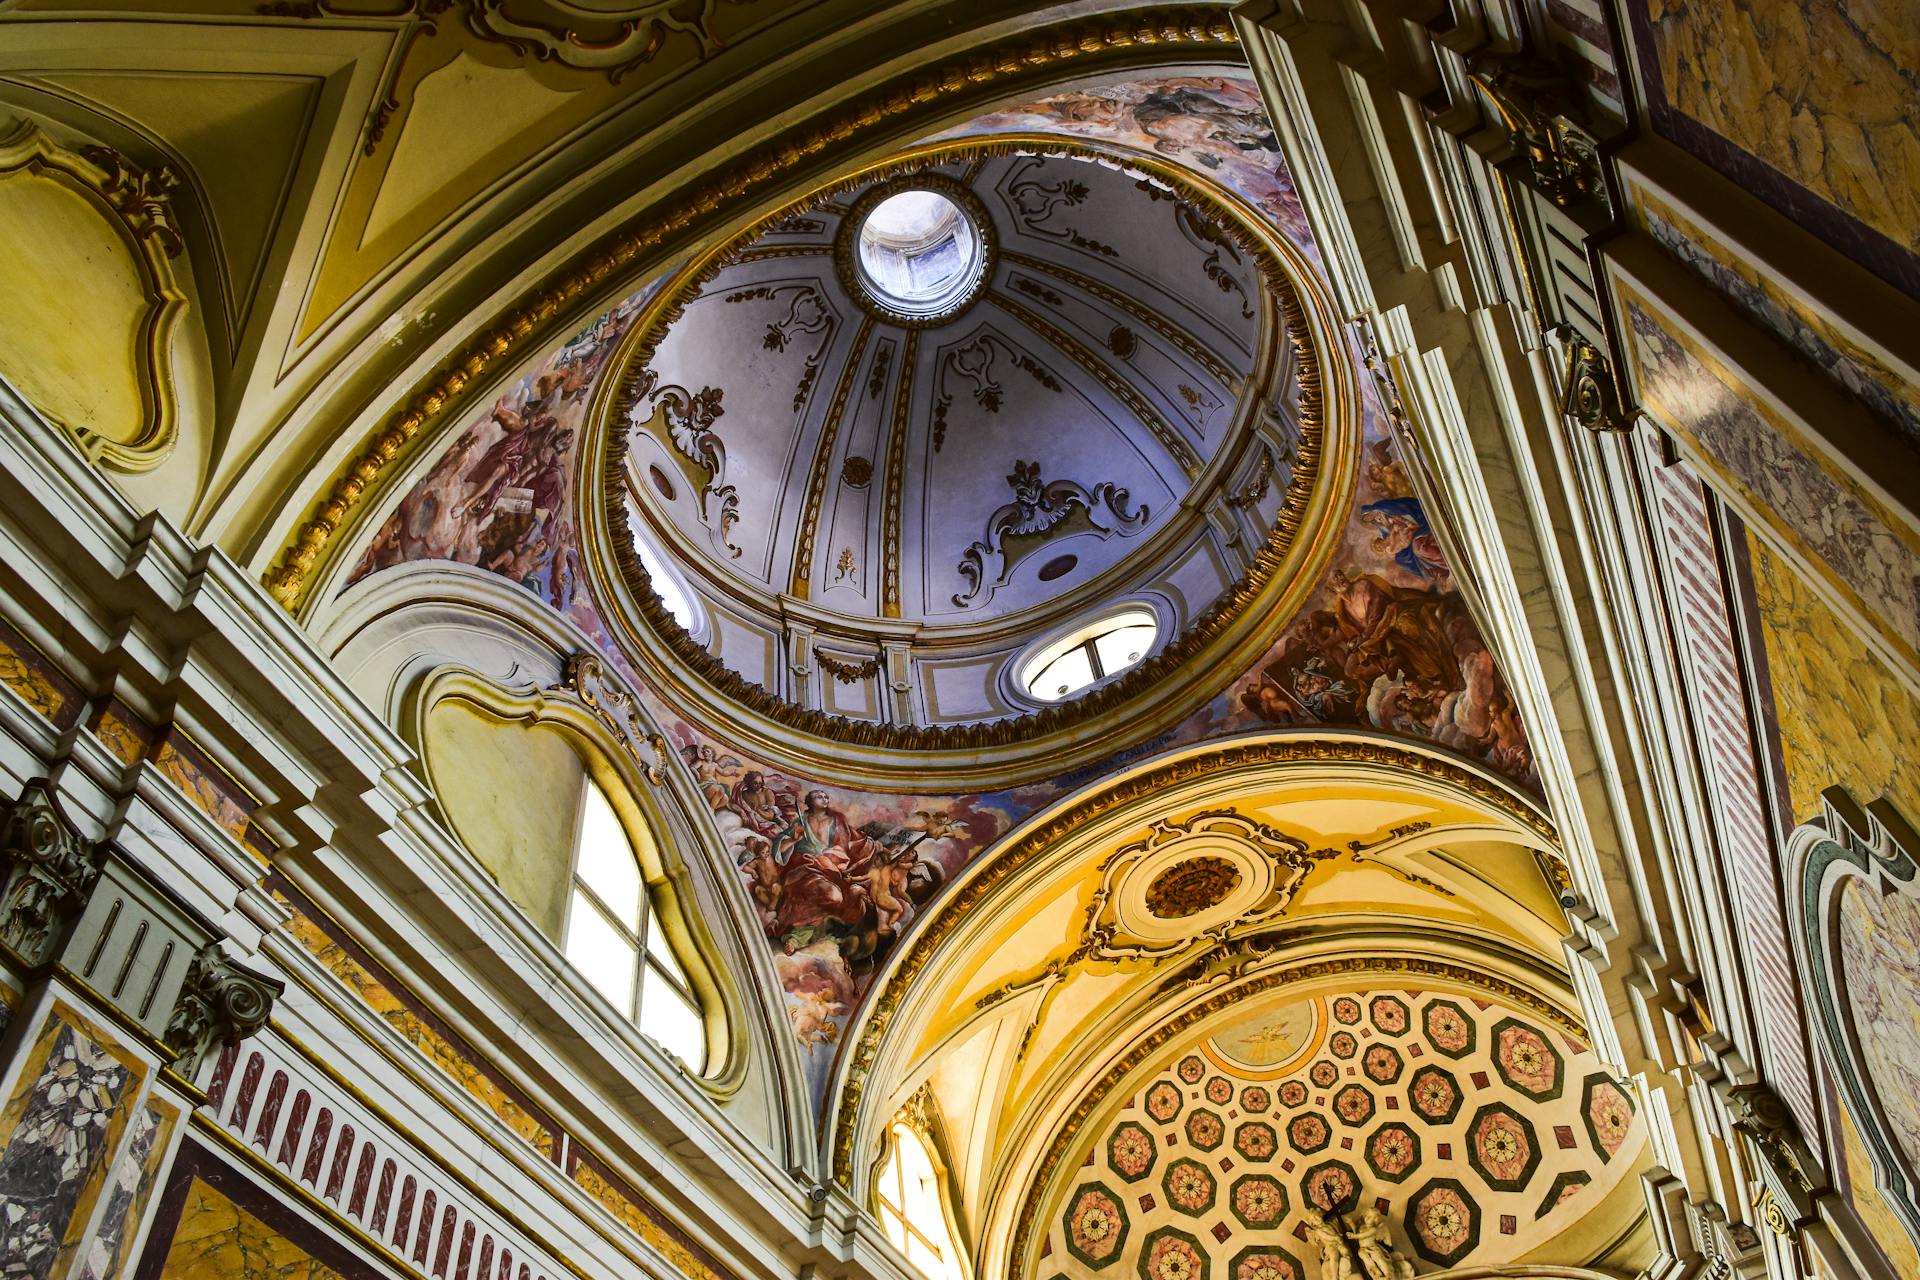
xmin=942 ymin=76 xmax=1320 ymax=268
xmin=346 ymin=277 xmax=667 ymax=657
xmin=343 ymin=77 xmax=1538 ymax=1073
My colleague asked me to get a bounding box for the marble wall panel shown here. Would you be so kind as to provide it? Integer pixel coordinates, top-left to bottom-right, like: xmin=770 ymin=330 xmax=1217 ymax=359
xmin=568 ymin=1149 xmax=730 ymax=1280
xmin=1616 ymin=278 xmax=1920 ymax=676
xmin=259 ymin=879 xmax=735 ymax=1280
xmin=0 ymin=613 xmax=83 ymax=730
xmin=1628 ymin=181 xmax=1920 ymax=453
xmin=1743 ymin=528 xmax=1920 ymax=1273
xmin=0 ymin=1003 xmax=146 ymax=1280
xmin=89 ymin=702 xmax=274 ymax=858
xmin=1629 ymin=0 xmax=1920 ymax=300
xmin=132 ymin=1142 xmax=371 ymax=1280
xmin=1742 ymin=528 xmax=1920 ymax=829
xmin=265 ymin=878 xmax=563 ymax=1161
xmin=79 ymin=1098 xmax=178 ymax=1280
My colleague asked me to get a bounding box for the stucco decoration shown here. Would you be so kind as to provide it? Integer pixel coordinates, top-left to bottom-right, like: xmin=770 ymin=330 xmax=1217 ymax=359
xmin=1786 ymin=788 xmax=1920 ymax=1251
xmin=0 ymin=121 xmax=187 ymax=472
xmin=335 ymin=75 xmax=1544 ymax=1079
xmin=1034 ymin=990 xmax=1645 ymax=1279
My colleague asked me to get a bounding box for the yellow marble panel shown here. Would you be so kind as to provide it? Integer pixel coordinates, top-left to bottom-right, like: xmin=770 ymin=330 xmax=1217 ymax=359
xmin=0 ymin=617 xmax=81 ymax=728
xmin=571 ymin=1157 xmax=722 ymax=1280
xmin=276 ymin=900 xmax=560 ymax=1159
xmin=1837 ymin=1101 xmax=1920 ymax=1277
xmin=1745 ymin=531 xmax=1920 ymax=826
xmin=1643 ymin=0 xmax=1920 ymax=260
xmin=152 ymin=1174 xmax=349 ymax=1280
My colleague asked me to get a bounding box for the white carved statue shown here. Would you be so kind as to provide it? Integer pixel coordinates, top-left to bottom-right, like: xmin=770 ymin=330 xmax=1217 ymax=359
xmin=1341 ymin=1206 xmax=1414 ymax=1280
xmin=1299 ymin=1206 xmax=1354 ymax=1280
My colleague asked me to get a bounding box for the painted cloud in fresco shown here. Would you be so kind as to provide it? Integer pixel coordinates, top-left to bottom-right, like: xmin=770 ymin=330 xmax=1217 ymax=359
xmin=342 ymin=75 xmax=1536 ymax=1090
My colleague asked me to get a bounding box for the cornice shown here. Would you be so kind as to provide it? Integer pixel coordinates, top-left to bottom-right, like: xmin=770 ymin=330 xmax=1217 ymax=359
xmin=263 ymin=5 xmax=1245 ymax=613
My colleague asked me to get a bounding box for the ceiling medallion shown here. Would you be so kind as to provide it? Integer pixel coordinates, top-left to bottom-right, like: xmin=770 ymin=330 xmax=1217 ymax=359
xmin=833 ymin=173 xmax=997 ymax=328
xmin=1145 ymin=857 xmax=1243 ymax=919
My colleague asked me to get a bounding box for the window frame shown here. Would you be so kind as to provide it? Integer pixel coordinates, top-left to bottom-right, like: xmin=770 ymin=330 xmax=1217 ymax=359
xmin=1014 ymin=605 xmax=1162 ymax=705
xmin=872 ymin=1113 xmax=972 ymax=1280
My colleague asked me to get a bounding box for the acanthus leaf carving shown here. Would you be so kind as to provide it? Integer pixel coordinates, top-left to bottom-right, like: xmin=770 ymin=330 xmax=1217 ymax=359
xmin=562 ymin=651 xmax=669 ymax=784
xmin=0 ymin=782 xmax=103 ymax=969
xmin=1465 ymin=57 xmax=1611 ymax=215
xmin=164 ymin=941 xmax=282 ymax=1080
xmin=1557 ymin=327 xmax=1629 ymax=433
xmin=953 ymin=459 xmax=1148 ymax=607
xmin=627 ymin=367 xmax=739 ymax=557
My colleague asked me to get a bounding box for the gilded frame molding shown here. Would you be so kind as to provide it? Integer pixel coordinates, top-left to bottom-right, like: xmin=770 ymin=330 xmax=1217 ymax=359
xmin=261 ymin=7 xmax=1243 ymax=611
xmin=0 ymin=121 xmax=186 ymax=473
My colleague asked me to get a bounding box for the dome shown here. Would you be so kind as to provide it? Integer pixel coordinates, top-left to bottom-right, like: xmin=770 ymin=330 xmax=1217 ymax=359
xmin=591 ymin=138 xmax=1348 ymax=740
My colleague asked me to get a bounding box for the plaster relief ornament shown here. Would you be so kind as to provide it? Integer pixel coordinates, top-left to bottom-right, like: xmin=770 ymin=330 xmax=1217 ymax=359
xmin=952 ymin=458 xmax=1150 ymax=606
xmin=1148 ymin=857 xmax=1241 ymax=918
xmin=466 ymin=0 xmax=737 ymax=79
xmin=626 ymin=368 xmax=738 ymax=557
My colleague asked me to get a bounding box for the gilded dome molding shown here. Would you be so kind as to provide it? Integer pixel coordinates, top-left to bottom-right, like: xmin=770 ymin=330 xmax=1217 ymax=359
xmin=260 ymin=7 xmax=1244 ymax=614
xmin=576 ymin=134 xmax=1359 ymax=782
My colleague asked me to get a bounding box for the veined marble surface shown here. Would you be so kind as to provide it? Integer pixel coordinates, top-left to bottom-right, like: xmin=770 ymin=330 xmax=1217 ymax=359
xmin=1641 ymin=0 xmax=1919 ymax=274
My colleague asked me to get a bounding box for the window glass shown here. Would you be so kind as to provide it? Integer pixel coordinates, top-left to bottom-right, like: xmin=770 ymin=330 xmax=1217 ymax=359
xmin=562 ymin=772 xmax=706 ymax=1071
xmin=564 ymin=890 xmax=637 ymax=1011
xmin=1093 ymin=623 xmax=1155 ymax=675
xmin=639 ymin=965 xmax=704 ymax=1063
xmin=636 ymin=538 xmax=698 ymax=632
xmin=1021 ymin=610 xmax=1159 ymax=703
xmin=875 ymin=1123 xmax=965 ymax=1280
xmin=575 ymin=780 xmax=642 ymax=927
xmin=1032 ymin=645 xmax=1096 ymax=700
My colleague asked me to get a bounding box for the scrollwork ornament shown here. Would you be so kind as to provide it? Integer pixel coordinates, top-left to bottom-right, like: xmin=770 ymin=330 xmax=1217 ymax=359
xmin=0 ymin=783 xmax=104 ymax=969
xmin=164 ymin=942 xmax=282 ymax=1080
xmin=561 ymin=652 xmax=667 ymax=783
xmin=1466 ymin=57 xmax=1611 ymax=214
xmin=1724 ymin=1083 xmax=1819 ymax=1207
xmin=1559 ymin=330 xmax=1628 ymax=433
xmin=466 ymin=0 xmax=737 ymax=81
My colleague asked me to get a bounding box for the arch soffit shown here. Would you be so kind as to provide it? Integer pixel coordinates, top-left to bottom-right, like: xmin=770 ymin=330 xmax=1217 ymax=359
xmin=828 ymin=728 xmax=1569 ymax=1188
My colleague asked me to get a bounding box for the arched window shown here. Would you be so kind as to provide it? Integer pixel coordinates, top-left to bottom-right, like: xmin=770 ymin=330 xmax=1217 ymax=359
xmin=1019 ymin=608 xmax=1159 ymax=702
xmin=875 ymin=1120 xmax=966 ymax=1280
xmin=562 ymin=775 xmax=705 ymax=1068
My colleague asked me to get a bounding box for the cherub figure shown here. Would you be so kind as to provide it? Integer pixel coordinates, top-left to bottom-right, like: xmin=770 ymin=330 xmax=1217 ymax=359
xmin=1342 ymin=1206 xmax=1414 ymax=1280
